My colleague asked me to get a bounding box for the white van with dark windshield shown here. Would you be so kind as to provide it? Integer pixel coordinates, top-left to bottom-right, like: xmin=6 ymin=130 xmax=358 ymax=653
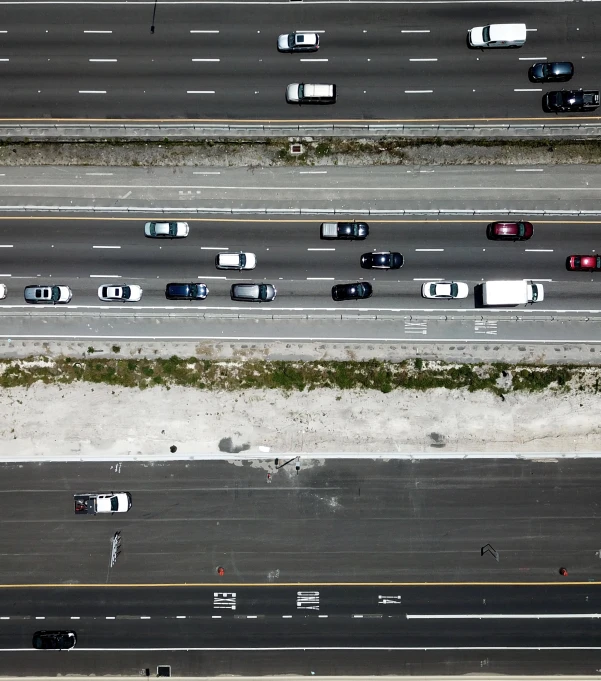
xmin=286 ymin=83 xmax=336 ymax=105
xmin=468 ymin=23 xmax=526 ymax=48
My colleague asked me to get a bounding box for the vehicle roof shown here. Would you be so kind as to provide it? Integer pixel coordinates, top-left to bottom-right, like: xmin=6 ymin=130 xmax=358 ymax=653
xmin=488 ymin=23 xmax=527 ymax=41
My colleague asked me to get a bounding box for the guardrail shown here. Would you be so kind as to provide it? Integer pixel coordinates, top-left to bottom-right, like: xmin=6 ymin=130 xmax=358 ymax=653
xmin=1 ymin=122 xmax=601 ymax=139
xmin=3 ymin=204 xmax=601 ymax=217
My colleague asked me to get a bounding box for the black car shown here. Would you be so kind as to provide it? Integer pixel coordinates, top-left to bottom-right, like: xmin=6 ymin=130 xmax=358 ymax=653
xmin=165 ymin=283 xmax=208 ymax=300
xmin=331 ymin=282 xmax=373 ymax=301
xmin=32 ymin=630 xmax=77 ymax=650
xmin=543 ymin=89 xmax=600 ymax=113
xmin=360 ymin=251 xmax=404 ymax=270
xmin=529 ymin=61 xmax=573 ymax=83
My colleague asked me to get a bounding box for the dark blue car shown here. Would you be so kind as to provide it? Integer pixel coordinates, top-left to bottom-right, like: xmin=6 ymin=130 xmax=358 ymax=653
xmin=165 ymin=283 xmax=209 ymax=300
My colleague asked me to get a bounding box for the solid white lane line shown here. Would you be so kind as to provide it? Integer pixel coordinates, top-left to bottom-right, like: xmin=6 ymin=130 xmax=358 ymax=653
xmin=407 ymin=613 xmax=600 ymax=619
xmin=93 ymin=245 xmax=121 ymax=249
xmin=84 ymin=30 xmax=112 ymax=34
xmin=307 ymin=277 xmax=335 ymax=280
xmin=307 ymin=248 xmax=335 ymax=251
xmin=514 ymin=88 xmax=542 ymax=92
xmin=199 ymin=276 xmax=226 ymax=280
xmin=402 ymin=29 xmax=430 ymax=33
xmin=405 ymin=90 xmax=433 ymax=93
xmin=190 ymin=30 xmax=219 ymax=33
xmin=79 ymin=90 xmax=106 ymax=94
xmin=516 ymin=168 xmax=543 ymax=172
xmin=89 ymin=59 xmax=117 ymax=62
xmin=525 ymin=249 xmax=554 ymax=252
xmin=519 ymin=56 xmax=546 ymax=60
xmin=300 ymin=58 xmax=328 ymax=62
xmin=409 ymin=58 xmax=437 ymax=62
xmin=300 ymin=171 xmax=327 ymax=174
xmin=200 ymin=246 xmax=227 ymax=250
xmin=90 ymin=275 xmax=121 ymax=278
xmin=86 ymin=172 xmax=113 ymax=176
xmin=192 ymin=58 xmax=220 ymax=62
xmin=193 ymin=171 xmax=221 ymax=175
xmin=187 ymin=90 xmax=215 ymax=94
xmin=415 ymin=248 xmax=444 ymax=252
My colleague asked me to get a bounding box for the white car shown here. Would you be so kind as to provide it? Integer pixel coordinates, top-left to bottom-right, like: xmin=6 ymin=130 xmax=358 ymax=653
xmin=144 ymin=221 xmax=189 ymax=238
xmin=96 ymin=492 xmax=131 ymax=513
xmin=0 ymin=283 xmax=7 ymax=299
xmin=98 ymin=284 xmax=143 ymax=302
xmin=421 ymin=281 xmax=469 ymax=299
xmin=277 ymin=32 xmax=319 ymax=53
xmin=215 ymin=252 xmax=256 ymax=270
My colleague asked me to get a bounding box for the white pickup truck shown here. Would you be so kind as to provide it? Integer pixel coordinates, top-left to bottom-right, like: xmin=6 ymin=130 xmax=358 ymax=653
xmin=74 ymin=492 xmax=132 ymax=515
xmin=481 ymin=280 xmax=544 ymax=306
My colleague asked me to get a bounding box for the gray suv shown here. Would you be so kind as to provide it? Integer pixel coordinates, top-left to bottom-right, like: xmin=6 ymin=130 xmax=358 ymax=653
xmin=230 ymin=283 xmax=277 ymax=302
xmin=24 ymin=285 xmax=72 ymax=304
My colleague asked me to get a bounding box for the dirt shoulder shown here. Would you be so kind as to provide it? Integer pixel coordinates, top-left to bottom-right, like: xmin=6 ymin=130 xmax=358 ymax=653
xmin=3 ymin=138 xmax=601 ymax=167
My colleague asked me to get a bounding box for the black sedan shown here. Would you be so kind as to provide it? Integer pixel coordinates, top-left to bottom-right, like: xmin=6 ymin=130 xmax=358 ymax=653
xmin=32 ymin=630 xmax=77 ymax=650
xmin=165 ymin=283 xmax=209 ymax=300
xmin=360 ymin=251 xmax=404 ymax=269
xmin=332 ymin=282 xmax=373 ymax=301
xmin=529 ymin=61 xmax=573 ymax=83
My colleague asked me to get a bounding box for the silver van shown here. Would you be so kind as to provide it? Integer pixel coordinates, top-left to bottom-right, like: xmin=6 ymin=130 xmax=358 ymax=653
xmin=215 ymin=252 xmax=256 ymax=270
xmin=230 ymin=283 xmax=276 ymax=302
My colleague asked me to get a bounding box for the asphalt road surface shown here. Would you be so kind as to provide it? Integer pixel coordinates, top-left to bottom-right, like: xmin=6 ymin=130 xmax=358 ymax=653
xmin=0 ymin=214 xmax=598 ymax=311
xmin=0 ymin=458 xmax=599 ymax=585
xmin=0 ymin=3 xmax=600 ymax=120
xmin=2 ymin=459 xmax=601 ymax=674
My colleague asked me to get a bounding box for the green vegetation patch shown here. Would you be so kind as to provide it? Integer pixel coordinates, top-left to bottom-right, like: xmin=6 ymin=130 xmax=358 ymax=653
xmin=0 ymin=356 xmax=581 ymax=394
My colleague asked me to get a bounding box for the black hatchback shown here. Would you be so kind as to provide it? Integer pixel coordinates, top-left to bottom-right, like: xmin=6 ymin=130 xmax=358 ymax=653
xmin=32 ymin=630 xmax=77 ymax=650
xmin=529 ymin=61 xmax=573 ymax=83
xmin=165 ymin=283 xmax=209 ymax=300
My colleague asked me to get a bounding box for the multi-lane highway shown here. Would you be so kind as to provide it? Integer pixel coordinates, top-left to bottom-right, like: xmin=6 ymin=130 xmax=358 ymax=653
xmin=0 ymin=2 xmax=600 ymax=120
xmin=1 ymin=458 xmax=601 ymax=675
xmin=0 ymin=215 xmax=598 ymax=310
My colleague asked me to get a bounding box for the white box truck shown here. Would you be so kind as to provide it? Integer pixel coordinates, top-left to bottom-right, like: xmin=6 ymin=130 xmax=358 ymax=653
xmin=482 ymin=280 xmax=544 ymax=306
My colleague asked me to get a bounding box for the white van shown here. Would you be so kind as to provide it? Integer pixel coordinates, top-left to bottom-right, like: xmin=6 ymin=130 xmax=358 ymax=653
xmin=468 ymin=23 xmax=526 ymax=48
xmin=286 ymin=83 xmax=336 ymax=104
xmin=215 ymin=252 xmax=256 ymax=270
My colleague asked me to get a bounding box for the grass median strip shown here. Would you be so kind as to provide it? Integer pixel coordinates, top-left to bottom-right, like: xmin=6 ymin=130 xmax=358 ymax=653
xmin=0 ymin=356 xmax=584 ymax=394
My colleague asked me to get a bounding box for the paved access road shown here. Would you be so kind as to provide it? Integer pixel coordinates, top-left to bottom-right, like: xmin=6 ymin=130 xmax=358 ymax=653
xmin=0 ymin=2 xmax=599 ymax=120
xmin=0 ymin=459 xmax=599 ymax=585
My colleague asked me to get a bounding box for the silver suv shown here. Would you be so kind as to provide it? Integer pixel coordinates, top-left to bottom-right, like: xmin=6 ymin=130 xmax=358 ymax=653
xmin=24 ymin=285 xmax=72 ymax=304
xmin=230 ymin=283 xmax=276 ymax=302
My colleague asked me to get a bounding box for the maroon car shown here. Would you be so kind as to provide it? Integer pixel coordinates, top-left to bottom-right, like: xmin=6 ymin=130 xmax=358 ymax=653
xmin=486 ymin=221 xmax=533 ymax=241
xmin=567 ymin=255 xmax=601 ymax=271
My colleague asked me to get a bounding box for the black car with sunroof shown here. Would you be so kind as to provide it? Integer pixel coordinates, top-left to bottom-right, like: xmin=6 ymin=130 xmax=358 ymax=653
xmin=32 ymin=630 xmax=77 ymax=650
xmin=529 ymin=61 xmax=573 ymax=83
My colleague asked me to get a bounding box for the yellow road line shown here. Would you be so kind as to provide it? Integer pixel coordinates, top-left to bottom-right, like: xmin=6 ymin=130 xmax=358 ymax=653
xmin=0 ymin=581 xmax=592 ymax=588
xmin=0 ymin=216 xmax=601 ymax=225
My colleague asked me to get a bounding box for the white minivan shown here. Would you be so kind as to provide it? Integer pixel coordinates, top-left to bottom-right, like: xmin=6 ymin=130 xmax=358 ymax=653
xmin=215 ymin=252 xmax=256 ymax=270
xmin=286 ymin=83 xmax=336 ymax=104
xmin=468 ymin=23 xmax=526 ymax=48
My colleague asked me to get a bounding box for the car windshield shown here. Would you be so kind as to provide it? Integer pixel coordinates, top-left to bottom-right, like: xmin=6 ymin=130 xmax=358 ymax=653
xmin=298 ymin=84 xmax=304 ymax=98
xmin=258 ymin=285 xmax=268 ymax=301
xmin=517 ymin=223 xmax=526 ymax=236
xmin=482 ymin=26 xmax=490 ymax=42
xmin=239 ymin=254 xmax=246 ymax=267
xmin=450 ymin=283 xmax=458 ymax=297
xmin=531 ymin=286 xmax=539 ymax=302
xmin=288 ymin=34 xmax=295 ymax=47
xmin=50 ymin=286 xmax=60 ymax=301
xmin=110 ymin=496 xmax=119 ymax=511
xmin=122 ymin=286 xmax=131 ymax=299
xmin=190 ymin=285 xmax=198 ymax=297
xmin=541 ymin=64 xmax=550 ymax=77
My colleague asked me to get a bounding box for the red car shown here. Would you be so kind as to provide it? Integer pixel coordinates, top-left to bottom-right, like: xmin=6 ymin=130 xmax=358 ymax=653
xmin=486 ymin=221 xmax=533 ymax=241
xmin=567 ymin=255 xmax=601 ymax=271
